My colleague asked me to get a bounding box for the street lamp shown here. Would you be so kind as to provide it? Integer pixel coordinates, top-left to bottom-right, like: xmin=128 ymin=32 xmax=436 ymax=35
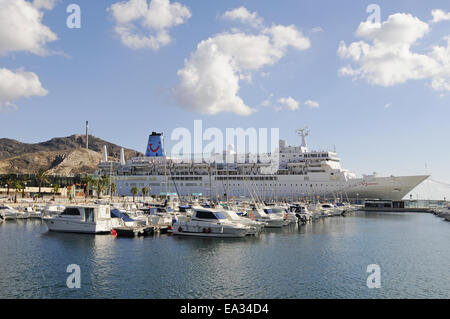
xmin=356 ymin=193 xmax=359 ymax=204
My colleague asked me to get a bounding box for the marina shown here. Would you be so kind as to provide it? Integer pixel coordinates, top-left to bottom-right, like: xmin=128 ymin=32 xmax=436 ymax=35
xmin=0 ymin=124 xmax=448 ymax=299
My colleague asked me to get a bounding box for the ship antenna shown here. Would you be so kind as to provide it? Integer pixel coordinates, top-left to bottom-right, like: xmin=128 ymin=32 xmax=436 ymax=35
xmin=296 ymin=128 xmax=310 ymax=150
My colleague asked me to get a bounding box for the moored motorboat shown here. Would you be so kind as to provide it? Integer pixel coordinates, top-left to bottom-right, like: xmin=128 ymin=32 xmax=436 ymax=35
xmin=290 ymin=204 xmax=313 ymax=223
xmin=24 ymin=206 xmax=43 ymax=219
xmin=0 ymin=205 xmax=20 ymax=220
xmin=172 ymin=207 xmax=256 ymax=238
xmin=43 ymin=205 xmax=115 ymax=234
xmin=41 ymin=204 xmax=65 ymax=217
xmin=220 ymin=209 xmax=265 ymax=234
xmin=266 ymin=206 xmax=296 ymax=224
xmin=246 ymin=207 xmax=285 ymax=228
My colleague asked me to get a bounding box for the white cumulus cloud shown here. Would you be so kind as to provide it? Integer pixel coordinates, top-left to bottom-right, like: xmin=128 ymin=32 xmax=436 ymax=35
xmin=221 ymin=6 xmax=263 ymax=28
xmin=108 ymin=0 xmax=191 ymax=50
xmin=0 ymin=68 xmax=48 ymax=111
xmin=304 ymin=100 xmax=319 ymax=108
xmin=0 ymin=0 xmax=58 ymax=56
xmin=338 ymin=12 xmax=450 ymax=92
xmin=277 ymin=97 xmax=299 ymax=111
xmin=173 ymin=9 xmax=310 ymax=116
xmin=33 ymin=0 xmax=57 ymax=10
xmin=431 ymin=9 xmax=450 ymax=23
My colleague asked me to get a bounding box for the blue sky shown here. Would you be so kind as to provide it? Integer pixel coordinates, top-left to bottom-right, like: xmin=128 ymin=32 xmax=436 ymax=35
xmin=0 ymin=0 xmax=449 ymax=191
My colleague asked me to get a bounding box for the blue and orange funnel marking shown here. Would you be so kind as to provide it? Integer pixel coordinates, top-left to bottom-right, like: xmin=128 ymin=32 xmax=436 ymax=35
xmin=145 ymin=132 xmax=164 ymax=157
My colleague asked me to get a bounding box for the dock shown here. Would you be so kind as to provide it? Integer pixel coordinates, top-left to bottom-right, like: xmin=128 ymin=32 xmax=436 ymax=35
xmin=358 ymin=207 xmax=433 ymax=213
xmin=112 ymin=225 xmax=169 ymax=238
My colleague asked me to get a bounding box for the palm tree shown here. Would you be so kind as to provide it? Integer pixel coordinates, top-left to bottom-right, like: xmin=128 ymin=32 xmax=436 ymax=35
xmin=96 ymin=177 xmax=107 ymax=199
xmin=101 ymin=174 xmax=110 ymax=188
xmin=110 ymin=182 xmax=116 ymax=200
xmin=20 ymin=175 xmax=29 ymax=198
xmin=13 ymin=180 xmax=23 ymax=203
xmin=131 ymin=186 xmax=138 ymax=202
xmin=141 ymin=187 xmax=149 ymax=201
xmin=36 ymin=168 xmax=50 ymax=198
xmin=5 ymin=174 xmax=16 ymax=196
xmin=53 ymin=184 xmax=60 ymax=197
xmin=82 ymin=175 xmax=96 ymax=198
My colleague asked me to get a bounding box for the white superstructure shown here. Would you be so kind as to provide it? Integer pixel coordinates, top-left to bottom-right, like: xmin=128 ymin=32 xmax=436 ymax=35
xmin=43 ymin=205 xmax=115 ymax=234
xmin=98 ymin=130 xmax=428 ymax=202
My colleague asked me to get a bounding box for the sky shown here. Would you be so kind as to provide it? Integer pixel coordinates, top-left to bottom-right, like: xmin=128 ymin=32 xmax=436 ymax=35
xmin=0 ymin=0 xmax=449 ymax=198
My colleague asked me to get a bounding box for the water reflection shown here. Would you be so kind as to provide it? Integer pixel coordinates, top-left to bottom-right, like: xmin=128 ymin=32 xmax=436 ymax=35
xmin=1 ymin=213 xmax=450 ymax=298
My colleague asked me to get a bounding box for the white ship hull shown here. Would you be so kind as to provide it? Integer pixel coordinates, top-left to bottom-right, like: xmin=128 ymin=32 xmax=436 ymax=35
xmin=112 ymin=174 xmax=428 ymax=201
xmin=43 ymin=218 xmax=112 ymax=233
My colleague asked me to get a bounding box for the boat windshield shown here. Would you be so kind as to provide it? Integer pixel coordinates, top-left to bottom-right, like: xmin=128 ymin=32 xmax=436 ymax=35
xmin=271 ymin=208 xmax=284 ymax=213
xmin=213 ymin=212 xmax=227 ymax=219
xmin=264 ymin=209 xmax=273 ymax=214
xmin=111 ymin=209 xmax=135 ymax=222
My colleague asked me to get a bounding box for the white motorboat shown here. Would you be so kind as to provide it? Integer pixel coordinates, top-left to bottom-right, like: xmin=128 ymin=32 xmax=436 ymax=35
xmin=172 ymin=207 xmax=256 ymax=238
xmin=220 ymin=210 xmax=265 ymax=234
xmin=290 ymin=204 xmax=313 ymax=222
xmin=267 ymin=206 xmax=297 ymax=224
xmin=25 ymin=206 xmax=43 ymax=219
xmin=323 ymin=203 xmax=347 ymax=216
xmin=246 ymin=207 xmax=285 ymax=228
xmin=0 ymin=205 xmax=20 ymax=220
xmin=43 ymin=205 xmax=116 ymax=234
xmin=336 ymin=202 xmax=357 ymax=215
xmin=42 ymin=204 xmax=65 ymax=217
xmin=121 ymin=209 xmax=149 ymax=225
xmin=16 ymin=208 xmax=30 ymax=219
xmin=110 ymin=208 xmax=145 ymax=228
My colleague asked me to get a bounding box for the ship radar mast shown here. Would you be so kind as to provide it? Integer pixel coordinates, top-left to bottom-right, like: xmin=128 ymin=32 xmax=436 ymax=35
xmin=296 ymin=128 xmax=309 ymax=152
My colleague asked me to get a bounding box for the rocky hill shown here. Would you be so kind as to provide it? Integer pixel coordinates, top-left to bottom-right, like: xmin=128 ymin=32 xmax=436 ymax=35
xmin=0 ymin=135 xmax=143 ymax=175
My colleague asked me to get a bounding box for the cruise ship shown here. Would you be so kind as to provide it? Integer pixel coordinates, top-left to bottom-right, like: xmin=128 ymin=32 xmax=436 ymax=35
xmin=98 ymin=130 xmax=428 ymax=202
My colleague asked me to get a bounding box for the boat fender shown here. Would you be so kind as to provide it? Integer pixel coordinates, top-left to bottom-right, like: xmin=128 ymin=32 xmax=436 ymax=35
xmin=207 ymin=227 xmax=212 ymax=233
xmin=178 ymin=226 xmax=183 ymax=233
xmin=111 ymin=229 xmax=117 ymax=236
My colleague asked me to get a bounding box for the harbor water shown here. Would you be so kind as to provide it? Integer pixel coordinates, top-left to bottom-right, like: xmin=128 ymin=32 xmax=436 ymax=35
xmin=1 ymin=212 xmax=449 ymax=299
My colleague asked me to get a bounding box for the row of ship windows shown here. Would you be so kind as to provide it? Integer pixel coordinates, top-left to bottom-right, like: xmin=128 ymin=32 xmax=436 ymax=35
xmin=215 ymin=176 xmax=277 ymax=181
xmin=281 ymin=154 xmax=328 ymax=158
xmin=222 ymin=184 xmax=341 ymax=187
xmin=122 ymin=182 xmax=342 ymax=188
xmin=169 ymin=177 xmax=202 ymax=181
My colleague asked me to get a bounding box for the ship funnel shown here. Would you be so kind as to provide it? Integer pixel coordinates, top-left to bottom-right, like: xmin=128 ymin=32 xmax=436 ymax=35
xmin=120 ymin=148 xmax=126 ymax=165
xmin=145 ymin=132 xmax=164 ymax=157
xmin=102 ymin=145 xmax=108 ymax=162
